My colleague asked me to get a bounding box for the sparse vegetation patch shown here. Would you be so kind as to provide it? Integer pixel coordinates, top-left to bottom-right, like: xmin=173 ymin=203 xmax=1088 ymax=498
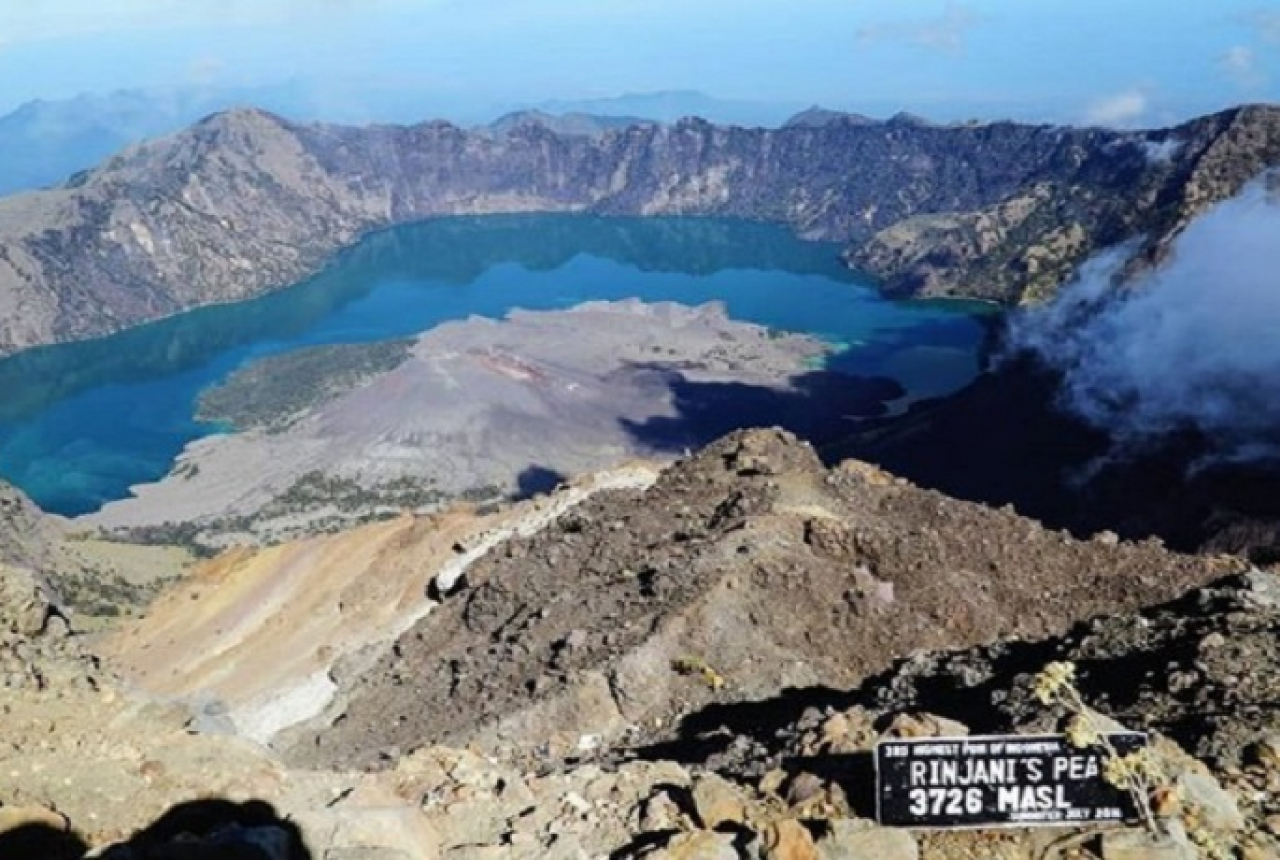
xmin=196 ymin=339 xmax=414 ymax=432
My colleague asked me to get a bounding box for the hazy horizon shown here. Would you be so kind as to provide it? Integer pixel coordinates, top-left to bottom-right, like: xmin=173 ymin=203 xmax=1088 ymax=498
xmin=1 ymin=1 xmax=1278 ymax=128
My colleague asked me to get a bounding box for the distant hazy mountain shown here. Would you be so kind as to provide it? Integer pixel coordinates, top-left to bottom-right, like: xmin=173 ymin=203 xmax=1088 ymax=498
xmin=0 ymin=86 xmax=889 ymax=198
xmin=0 ymin=85 xmax=319 ymax=196
xmin=782 ymin=106 xmax=877 ymax=128
xmin=533 ymin=90 xmax=802 ymax=127
xmin=481 ymin=109 xmax=653 ymax=139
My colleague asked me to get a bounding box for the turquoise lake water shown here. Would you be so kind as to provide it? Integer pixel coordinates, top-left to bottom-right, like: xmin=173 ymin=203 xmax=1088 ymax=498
xmin=0 ymin=214 xmax=989 ymax=516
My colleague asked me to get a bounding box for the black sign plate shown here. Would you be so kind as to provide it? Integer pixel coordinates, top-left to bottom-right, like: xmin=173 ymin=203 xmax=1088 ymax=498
xmin=876 ymin=732 xmax=1147 ymax=829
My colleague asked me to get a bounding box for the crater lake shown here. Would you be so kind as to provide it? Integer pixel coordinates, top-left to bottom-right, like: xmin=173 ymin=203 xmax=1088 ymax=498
xmin=0 ymin=214 xmax=991 ymax=516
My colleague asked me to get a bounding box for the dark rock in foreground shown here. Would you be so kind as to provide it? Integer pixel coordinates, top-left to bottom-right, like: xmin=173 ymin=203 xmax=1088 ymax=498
xmin=283 ymin=428 xmax=1240 ymax=771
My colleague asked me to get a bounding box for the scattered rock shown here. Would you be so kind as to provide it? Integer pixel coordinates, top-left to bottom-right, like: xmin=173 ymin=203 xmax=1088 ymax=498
xmin=1099 ymin=828 xmax=1197 ymax=860
xmin=1248 ymin=736 xmax=1280 ymax=772
xmin=638 ymin=789 xmax=685 ymax=833
xmin=762 ymin=819 xmax=818 ymax=860
xmin=691 ymin=774 xmax=748 ymax=829
xmin=0 ymin=803 xmax=70 ymax=835
xmin=784 ymin=773 xmax=824 ymax=808
xmin=5 ymin=421 xmax=1280 ymax=860
xmin=292 ymin=429 xmax=1235 ymax=771
xmin=650 ymin=830 xmax=739 ymax=860
xmin=884 ymin=712 xmax=969 ymax=739
xmin=1176 ymin=770 xmax=1245 ymax=832
xmin=815 ymin=819 xmax=917 ymax=860
xmin=323 ymin=849 xmax=416 ymax=860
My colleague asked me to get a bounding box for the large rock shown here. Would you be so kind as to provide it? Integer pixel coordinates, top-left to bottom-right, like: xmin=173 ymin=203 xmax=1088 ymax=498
xmin=323 ymin=850 xmax=416 ymax=860
xmin=1155 ymin=737 xmax=1246 ymax=832
xmin=650 ymin=831 xmax=739 ymax=860
xmin=0 ymin=563 xmax=61 ymax=638
xmin=0 ymin=803 xmax=71 ymax=835
xmin=761 ymin=819 xmax=818 ymax=860
xmin=1248 ymin=735 xmax=1280 ymax=772
xmin=292 ymin=807 xmax=439 ymax=860
xmin=815 ymin=820 xmax=918 ymax=860
xmin=0 ymin=805 xmax=84 ymax=860
xmin=1177 ymin=771 xmax=1244 ymax=833
xmin=0 ymin=563 xmax=91 ymax=692
xmin=691 ymin=774 xmax=749 ymax=830
xmin=1100 ymin=829 xmax=1197 ymax=860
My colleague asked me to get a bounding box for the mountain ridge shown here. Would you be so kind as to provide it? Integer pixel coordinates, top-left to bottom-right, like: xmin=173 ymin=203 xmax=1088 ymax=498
xmin=1 ymin=103 xmax=1278 ymax=356
xmin=480 ymin=109 xmax=655 ymax=139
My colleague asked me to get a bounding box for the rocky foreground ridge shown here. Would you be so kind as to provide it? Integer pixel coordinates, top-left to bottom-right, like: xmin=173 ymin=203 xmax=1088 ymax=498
xmin=277 ymin=430 xmax=1241 ymax=772
xmin=4 ymin=429 xmax=1278 ymax=858
xmin=1 ymin=104 xmax=1280 ymax=354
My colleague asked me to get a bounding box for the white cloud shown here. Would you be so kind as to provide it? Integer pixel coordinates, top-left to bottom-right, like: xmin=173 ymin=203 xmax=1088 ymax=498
xmin=1220 ymin=45 xmax=1267 ymax=91
xmin=1082 ymin=89 xmax=1149 ymax=128
xmin=1140 ymin=138 xmax=1182 ymax=165
xmin=1009 ymin=179 xmax=1280 ymax=464
xmin=855 ymin=2 xmax=985 ymax=54
xmin=1246 ymin=10 xmax=1280 ymax=45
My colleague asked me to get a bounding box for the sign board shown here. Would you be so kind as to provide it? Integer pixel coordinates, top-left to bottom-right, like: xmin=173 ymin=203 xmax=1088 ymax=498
xmin=876 ymin=732 xmax=1148 ymax=829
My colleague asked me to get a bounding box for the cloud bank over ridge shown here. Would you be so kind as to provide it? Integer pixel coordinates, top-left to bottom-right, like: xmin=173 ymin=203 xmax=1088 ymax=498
xmin=1009 ymin=179 xmax=1280 ymax=464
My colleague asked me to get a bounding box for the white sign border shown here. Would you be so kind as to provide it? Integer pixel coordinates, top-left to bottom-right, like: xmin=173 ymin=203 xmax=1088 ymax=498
xmin=872 ymin=731 xmax=1150 ymax=832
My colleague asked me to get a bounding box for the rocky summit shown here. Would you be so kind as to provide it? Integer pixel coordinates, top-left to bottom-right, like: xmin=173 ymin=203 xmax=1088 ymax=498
xmin=0 ymin=429 xmax=1277 ymax=859
xmin=1 ymin=105 xmax=1280 ymax=354
xmin=280 ymin=429 xmax=1239 ymax=772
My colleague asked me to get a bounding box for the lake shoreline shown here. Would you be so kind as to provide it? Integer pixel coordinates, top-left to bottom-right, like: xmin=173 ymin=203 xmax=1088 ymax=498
xmin=0 ymin=215 xmax=987 ymax=517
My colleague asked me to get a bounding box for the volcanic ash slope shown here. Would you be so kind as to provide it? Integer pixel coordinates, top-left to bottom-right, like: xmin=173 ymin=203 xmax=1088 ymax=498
xmin=103 ymin=462 xmax=663 ymax=745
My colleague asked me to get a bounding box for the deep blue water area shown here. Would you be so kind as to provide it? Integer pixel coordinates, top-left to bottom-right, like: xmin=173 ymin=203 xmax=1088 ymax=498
xmin=0 ymin=214 xmax=990 ymax=516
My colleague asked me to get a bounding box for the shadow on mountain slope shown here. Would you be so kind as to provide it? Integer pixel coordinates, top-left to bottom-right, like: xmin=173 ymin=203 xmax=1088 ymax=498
xmin=516 ymin=465 xmax=569 ymax=499
xmin=0 ymin=823 xmax=87 ymax=860
xmin=617 ymin=345 xmax=1280 ymax=559
xmin=116 ymin=798 xmax=311 ymax=859
xmin=622 ymin=368 xmax=904 ymax=455
xmin=629 ymin=636 xmax=1061 ymax=770
xmin=841 ymin=356 xmax=1280 ymax=557
xmin=0 ymin=798 xmax=313 ymax=860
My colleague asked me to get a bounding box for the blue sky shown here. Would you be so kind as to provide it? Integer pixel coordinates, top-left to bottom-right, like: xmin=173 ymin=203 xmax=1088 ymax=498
xmin=1 ymin=0 xmax=1278 ymax=125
